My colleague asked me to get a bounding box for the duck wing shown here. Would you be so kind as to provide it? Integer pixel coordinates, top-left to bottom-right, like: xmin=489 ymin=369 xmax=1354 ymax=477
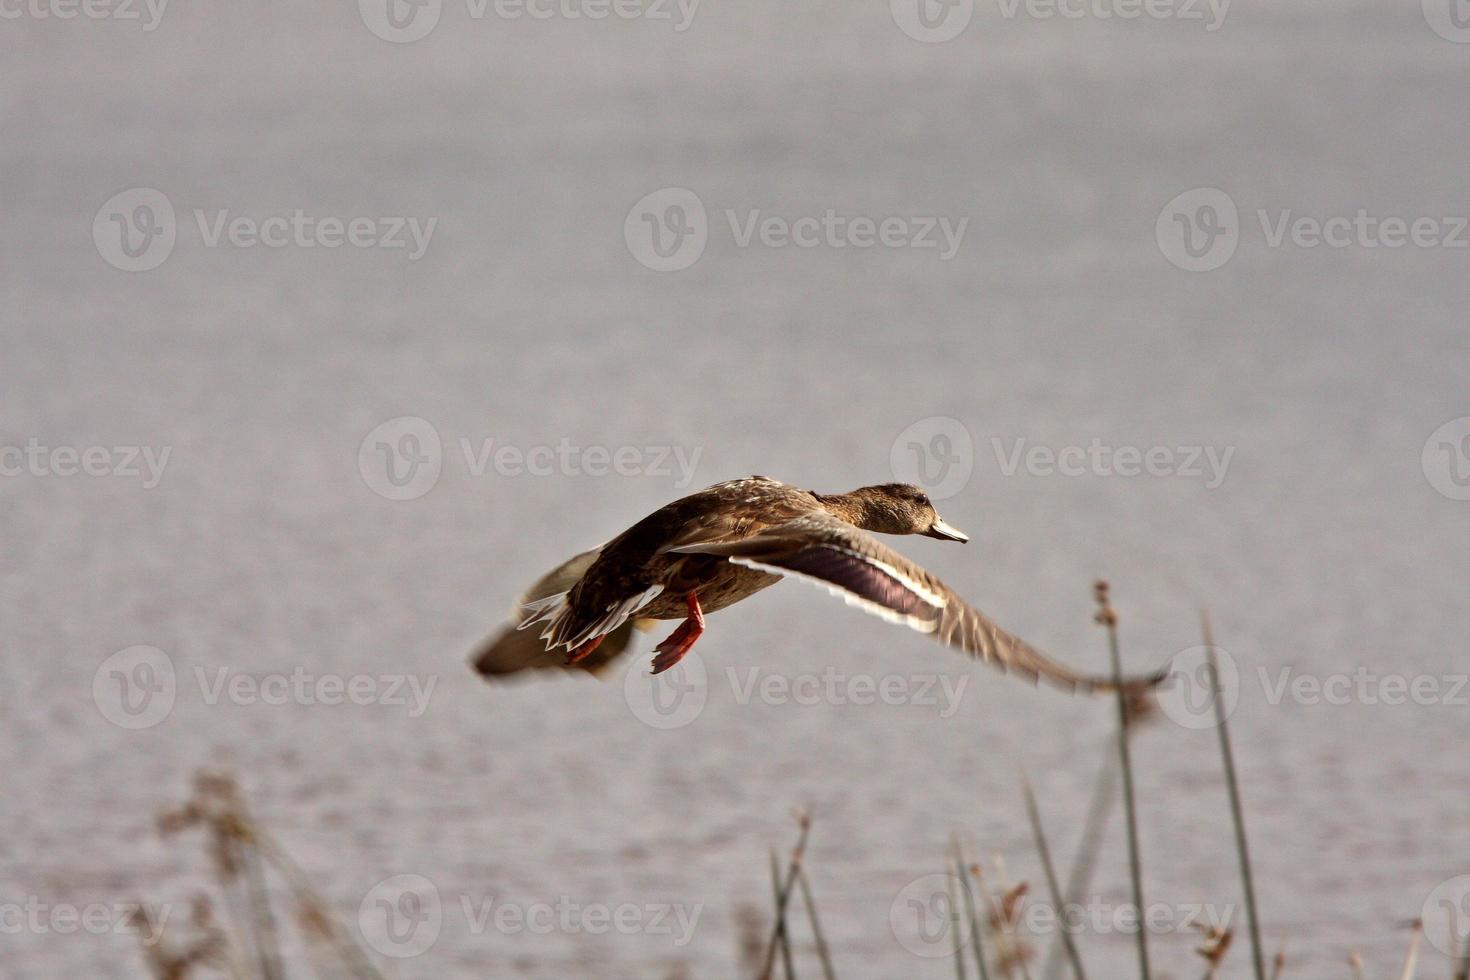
xmin=671 ymin=514 xmax=1163 ymax=694
xmin=470 ymin=547 xmax=652 ymax=679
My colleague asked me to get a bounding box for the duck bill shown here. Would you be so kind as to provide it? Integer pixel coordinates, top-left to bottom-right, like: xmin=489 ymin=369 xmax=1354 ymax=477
xmin=925 ymin=519 xmax=969 ymax=543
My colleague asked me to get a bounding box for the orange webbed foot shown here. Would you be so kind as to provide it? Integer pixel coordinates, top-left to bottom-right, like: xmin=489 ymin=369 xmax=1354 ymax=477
xmin=566 ymin=634 xmax=605 ymax=665
xmin=650 ymin=592 xmax=705 ymax=674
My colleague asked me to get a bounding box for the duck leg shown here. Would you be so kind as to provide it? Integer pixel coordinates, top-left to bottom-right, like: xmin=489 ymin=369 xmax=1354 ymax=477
xmin=650 ymin=592 xmax=705 ymax=675
xmin=565 ymin=634 xmax=605 ymax=665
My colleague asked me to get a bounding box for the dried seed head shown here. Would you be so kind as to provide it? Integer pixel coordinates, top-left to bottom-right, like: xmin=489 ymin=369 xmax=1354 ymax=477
xmin=1195 ymin=922 xmax=1233 ymax=965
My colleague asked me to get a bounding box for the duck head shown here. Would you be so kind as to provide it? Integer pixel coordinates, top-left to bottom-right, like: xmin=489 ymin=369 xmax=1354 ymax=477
xmin=819 ymin=483 xmax=970 ymax=542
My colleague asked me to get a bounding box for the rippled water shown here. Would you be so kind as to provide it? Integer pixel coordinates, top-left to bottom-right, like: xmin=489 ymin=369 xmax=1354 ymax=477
xmin=4 ymin=3 xmax=1469 ymax=977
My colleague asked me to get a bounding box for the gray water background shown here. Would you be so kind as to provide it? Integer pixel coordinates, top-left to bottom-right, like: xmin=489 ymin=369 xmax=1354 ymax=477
xmin=3 ymin=2 xmax=1469 ymax=976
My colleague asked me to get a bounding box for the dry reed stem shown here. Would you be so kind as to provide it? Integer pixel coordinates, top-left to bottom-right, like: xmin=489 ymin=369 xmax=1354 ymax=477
xmin=1201 ymin=612 xmax=1266 ymax=980
xmin=758 ymin=808 xmax=812 ymax=980
xmin=1021 ymin=775 xmax=1086 ymax=980
xmin=957 ymin=855 xmax=993 ymax=980
xmin=1397 ymin=919 xmax=1422 ymax=980
xmin=795 ymin=866 xmax=837 ymax=980
xmin=1094 ymin=580 xmax=1151 ymax=980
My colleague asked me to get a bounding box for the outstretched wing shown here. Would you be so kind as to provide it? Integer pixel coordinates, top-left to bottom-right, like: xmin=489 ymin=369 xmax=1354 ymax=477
xmin=672 ymin=514 xmax=1163 ymax=694
xmin=470 ymin=547 xmax=652 ymax=679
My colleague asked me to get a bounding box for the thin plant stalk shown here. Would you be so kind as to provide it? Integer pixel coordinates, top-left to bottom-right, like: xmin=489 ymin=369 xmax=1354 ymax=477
xmin=1095 ymin=581 xmax=1150 ymax=980
xmin=239 ymin=834 xmax=284 ymax=980
xmin=795 ymin=867 xmax=836 ymax=980
xmin=1397 ymin=920 xmax=1423 ymax=980
xmin=1022 ymin=775 xmax=1086 ymax=980
xmin=769 ymin=849 xmax=796 ymax=980
xmin=255 ymin=837 xmax=385 ymax=980
xmin=1268 ymin=939 xmax=1286 ymax=980
xmin=956 ymin=857 xmax=992 ymax=980
xmin=1042 ymin=751 xmax=1117 ymax=980
xmin=759 ymin=812 xmax=812 ymax=980
xmin=978 ymin=857 xmax=1033 ymax=980
xmin=1201 ymin=612 xmax=1266 ymax=980
xmin=950 ymin=867 xmax=970 ymax=980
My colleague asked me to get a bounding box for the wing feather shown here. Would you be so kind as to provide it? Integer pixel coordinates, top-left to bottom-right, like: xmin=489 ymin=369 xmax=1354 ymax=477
xmin=471 ymin=547 xmax=652 ymax=679
xmin=674 ymin=514 xmax=1163 ymax=695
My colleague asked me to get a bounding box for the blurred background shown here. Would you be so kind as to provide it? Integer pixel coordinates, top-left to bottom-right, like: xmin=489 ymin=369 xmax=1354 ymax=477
xmin=3 ymin=1 xmax=1469 ymax=976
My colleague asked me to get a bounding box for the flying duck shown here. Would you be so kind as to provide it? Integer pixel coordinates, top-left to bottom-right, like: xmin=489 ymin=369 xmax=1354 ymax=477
xmin=471 ymin=476 xmax=1163 ymax=693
